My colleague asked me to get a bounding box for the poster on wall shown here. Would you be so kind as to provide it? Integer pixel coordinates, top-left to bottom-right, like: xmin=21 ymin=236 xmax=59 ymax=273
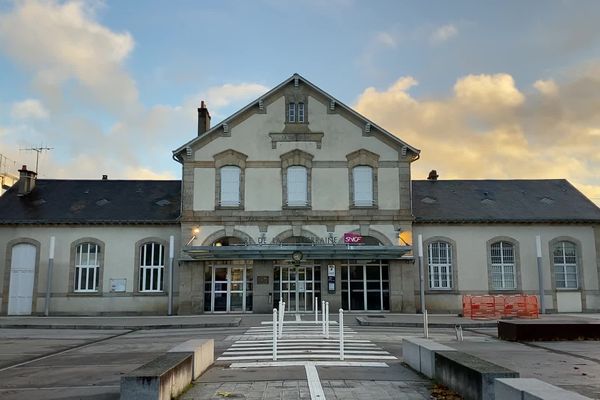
xmin=327 ymin=265 xmax=335 ymax=292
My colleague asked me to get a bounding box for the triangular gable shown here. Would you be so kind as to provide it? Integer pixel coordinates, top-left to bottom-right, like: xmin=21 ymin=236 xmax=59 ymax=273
xmin=173 ymin=73 xmax=420 ymax=160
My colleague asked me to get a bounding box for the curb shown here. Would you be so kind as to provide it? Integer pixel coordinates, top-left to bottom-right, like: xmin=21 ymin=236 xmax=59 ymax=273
xmin=355 ymin=316 xmax=497 ymax=328
xmin=0 ymin=318 xmax=242 ymax=330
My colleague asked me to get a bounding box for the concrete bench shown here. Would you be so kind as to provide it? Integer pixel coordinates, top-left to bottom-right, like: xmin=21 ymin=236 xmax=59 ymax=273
xmin=120 ymin=352 xmax=193 ymax=400
xmin=495 ymin=378 xmax=593 ymax=400
xmin=435 ymin=351 xmax=519 ymax=400
xmin=168 ymin=339 xmax=214 ymax=379
xmin=402 ymin=337 xmax=456 ymax=378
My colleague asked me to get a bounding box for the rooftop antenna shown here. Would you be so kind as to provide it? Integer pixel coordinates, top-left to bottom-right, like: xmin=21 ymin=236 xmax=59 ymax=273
xmin=20 ymin=146 xmax=53 ymax=174
xmin=0 ymin=153 xmax=17 ymax=176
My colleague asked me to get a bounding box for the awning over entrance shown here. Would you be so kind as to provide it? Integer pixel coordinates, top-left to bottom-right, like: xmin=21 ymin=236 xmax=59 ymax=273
xmin=183 ymin=244 xmax=413 ymax=260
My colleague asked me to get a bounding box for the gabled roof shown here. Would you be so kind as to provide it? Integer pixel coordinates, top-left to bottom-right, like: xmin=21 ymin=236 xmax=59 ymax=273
xmin=173 ymin=73 xmax=420 ymax=159
xmin=0 ymin=180 xmax=181 ymax=225
xmin=412 ymin=179 xmax=600 ymax=223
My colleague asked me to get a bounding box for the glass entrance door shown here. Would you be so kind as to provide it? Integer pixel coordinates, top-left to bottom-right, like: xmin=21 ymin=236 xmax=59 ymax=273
xmin=207 ymin=265 xmax=253 ymax=312
xmin=341 ymin=261 xmax=389 ymax=311
xmin=274 ymin=265 xmax=320 ymax=312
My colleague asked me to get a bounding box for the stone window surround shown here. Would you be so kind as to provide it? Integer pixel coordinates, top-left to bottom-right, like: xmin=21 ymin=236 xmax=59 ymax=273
xmin=548 ymin=236 xmax=587 ymax=311
xmin=486 ymin=236 xmax=522 ymax=293
xmin=346 ymin=149 xmax=379 ymax=209
xmin=133 ymin=237 xmax=170 ymax=296
xmin=285 ymin=87 xmax=308 ymax=125
xmin=1 ymin=238 xmax=41 ymax=315
xmin=68 ymin=237 xmax=105 ymax=296
xmin=423 ymin=236 xmax=459 ymax=294
xmin=281 ymin=149 xmax=313 ymax=209
xmin=213 ymin=149 xmax=248 ymax=210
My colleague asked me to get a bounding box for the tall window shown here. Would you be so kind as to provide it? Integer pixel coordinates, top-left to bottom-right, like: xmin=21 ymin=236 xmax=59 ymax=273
xmin=428 ymin=241 xmax=452 ymax=289
xmin=287 ymin=166 xmax=308 ymax=206
xmin=353 ymin=166 xmax=373 ymax=206
xmin=75 ymin=242 xmax=100 ymax=292
xmin=288 ymin=102 xmax=296 ymax=122
xmin=490 ymin=241 xmax=516 ymax=290
xmin=220 ymin=166 xmax=240 ymax=206
xmin=297 ymin=102 xmax=305 ymax=123
xmin=553 ymin=241 xmax=578 ymax=289
xmin=139 ymin=242 xmax=165 ymax=292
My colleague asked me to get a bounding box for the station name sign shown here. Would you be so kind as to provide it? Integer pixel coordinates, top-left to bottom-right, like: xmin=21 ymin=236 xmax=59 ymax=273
xmin=255 ymin=232 xmax=364 ymax=245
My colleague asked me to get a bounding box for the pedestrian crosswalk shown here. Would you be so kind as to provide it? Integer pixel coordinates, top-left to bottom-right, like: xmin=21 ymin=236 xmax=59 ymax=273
xmin=217 ymin=315 xmax=397 ymax=362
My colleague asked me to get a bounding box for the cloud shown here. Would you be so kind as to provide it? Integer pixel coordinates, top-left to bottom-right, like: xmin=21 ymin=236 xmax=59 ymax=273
xmin=374 ymin=32 xmax=397 ymax=48
xmin=0 ymin=0 xmax=137 ymax=114
xmin=10 ymin=99 xmax=49 ymax=120
xmin=199 ymin=83 xmax=269 ymax=118
xmin=430 ymin=24 xmax=458 ymax=44
xmin=354 ymin=70 xmax=600 ymax=205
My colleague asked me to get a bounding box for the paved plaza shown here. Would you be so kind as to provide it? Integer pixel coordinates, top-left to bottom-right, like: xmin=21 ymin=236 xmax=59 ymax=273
xmin=0 ymin=314 xmax=598 ymax=399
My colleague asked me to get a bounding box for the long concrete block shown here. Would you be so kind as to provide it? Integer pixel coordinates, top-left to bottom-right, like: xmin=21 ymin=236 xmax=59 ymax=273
xmin=495 ymin=378 xmax=593 ymax=400
xmin=120 ymin=353 xmax=193 ymax=400
xmin=168 ymin=339 xmax=214 ymax=379
xmin=435 ymin=351 xmax=519 ymax=400
xmin=402 ymin=337 xmax=455 ymax=378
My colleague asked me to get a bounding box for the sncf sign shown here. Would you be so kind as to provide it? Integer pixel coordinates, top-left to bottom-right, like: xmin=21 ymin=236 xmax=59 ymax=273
xmin=343 ymin=232 xmax=363 ymax=244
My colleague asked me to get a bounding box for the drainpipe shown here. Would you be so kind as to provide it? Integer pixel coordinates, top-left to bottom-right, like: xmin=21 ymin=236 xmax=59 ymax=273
xmin=168 ymin=235 xmax=174 ymax=316
xmin=44 ymin=236 xmax=55 ymax=317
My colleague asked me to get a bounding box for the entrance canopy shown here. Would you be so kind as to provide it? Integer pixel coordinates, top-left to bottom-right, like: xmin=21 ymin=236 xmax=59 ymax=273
xmin=183 ymin=244 xmax=413 ymax=261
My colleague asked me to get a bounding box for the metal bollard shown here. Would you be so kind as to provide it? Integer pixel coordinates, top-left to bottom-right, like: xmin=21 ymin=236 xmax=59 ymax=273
xmin=315 ymin=296 xmax=319 ymax=324
xmin=423 ymin=309 xmax=429 ymax=338
xmin=279 ymin=302 xmax=285 ymax=338
xmin=339 ymin=308 xmax=344 ymax=360
xmin=325 ymin=302 xmax=330 ymax=339
xmin=455 ymin=324 xmax=463 ymax=341
xmin=273 ymin=308 xmax=278 ymax=360
xmin=322 ymin=300 xmax=326 ymax=336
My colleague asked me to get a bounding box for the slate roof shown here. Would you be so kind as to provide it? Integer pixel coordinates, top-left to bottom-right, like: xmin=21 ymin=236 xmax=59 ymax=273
xmin=0 ymin=180 xmax=181 ymax=225
xmin=412 ymin=179 xmax=600 ymax=223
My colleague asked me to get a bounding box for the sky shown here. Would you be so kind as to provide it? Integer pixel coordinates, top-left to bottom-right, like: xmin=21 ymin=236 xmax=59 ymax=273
xmin=0 ymin=0 xmax=599 ymax=204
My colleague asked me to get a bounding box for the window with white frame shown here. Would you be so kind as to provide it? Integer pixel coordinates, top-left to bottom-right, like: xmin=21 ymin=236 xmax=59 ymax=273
xmin=139 ymin=242 xmax=165 ymax=292
xmin=428 ymin=241 xmax=453 ymax=289
xmin=74 ymin=242 xmax=100 ymax=292
xmin=288 ymin=102 xmax=296 ymax=122
xmin=220 ymin=166 xmax=241 ymax=206
xmin=287 ymin=166 xmax=308 ymax=206
xmin=553 ymin=241 xmax=578 ymax=289
xmin=353 ymin=166 xmax=373 ymax=206
xmin=490 ymin=241 xmax=516 ymax=290
xmin=297 ymin=102 xmax=305 ymax=123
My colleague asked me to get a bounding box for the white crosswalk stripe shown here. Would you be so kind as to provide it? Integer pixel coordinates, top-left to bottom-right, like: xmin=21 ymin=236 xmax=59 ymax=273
xmin=217 ymin=315 xmax=397 ymax=362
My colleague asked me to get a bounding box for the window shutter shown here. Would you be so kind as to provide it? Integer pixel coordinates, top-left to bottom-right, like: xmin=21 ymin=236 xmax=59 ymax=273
xmin=287 ymin=166 xmax=307 ymax=206
xmin=353 ymin=166 xmax=373 ymax=206
xmin=220 ymin=166 xmax=240 ymax=206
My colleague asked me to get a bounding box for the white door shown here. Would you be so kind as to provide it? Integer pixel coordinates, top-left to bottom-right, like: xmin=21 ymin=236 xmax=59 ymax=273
xmin=8 ymin=243 xmax=37 ymax=315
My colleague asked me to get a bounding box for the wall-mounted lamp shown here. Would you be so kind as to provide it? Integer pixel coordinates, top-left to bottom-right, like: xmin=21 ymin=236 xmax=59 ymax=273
xmin=186 ymin=227 xmax=200 ymax=246
xmin=397 ymin=229 xmax=412 ymax=246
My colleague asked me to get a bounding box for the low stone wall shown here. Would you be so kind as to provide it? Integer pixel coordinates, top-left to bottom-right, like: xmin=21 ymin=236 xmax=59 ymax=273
xmin=120 ymin=352 xmax=193 ymax=400
xmin=402 ymin=337 xmax=456 ymax=379
xmin=434 ymin=351 xmax=519 ymax=400
xmin=120 ymin=339 xmax=215 ymax=399
xmin=168 ymin=339 xmax=214 ymax=379
xmin=495 ymin=378 xmax=593 ymax=400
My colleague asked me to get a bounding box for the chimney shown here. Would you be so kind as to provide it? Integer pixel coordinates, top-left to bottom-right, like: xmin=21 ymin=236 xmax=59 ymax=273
xmin=18 ymin=165 xmax=37 ymax=196
xmin=427 ymin=170 xmax=439 ymax=181
xmin=102 ymin=175 xmax=108 ymax=180
xmin=197 ymin=100 xmax=211 ymax=136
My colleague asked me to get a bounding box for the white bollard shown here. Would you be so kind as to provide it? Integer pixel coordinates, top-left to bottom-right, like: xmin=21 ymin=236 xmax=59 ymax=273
xmin=423 ymin=309 xmax=429 ymax=339
xmin=315 ymin=296 xmax=319 ymax=324
xmin=339 ymin=308 xmax=344 ymax=360
xmin=322 ymin=300 xmax=326 ymax=336
xmin=325 ymin=302 xmax=330 ymax=339
xmin=273 ymin=308 xmax=278 ymax=361
xmin=279 ymin=302 xmax=285 ymax=338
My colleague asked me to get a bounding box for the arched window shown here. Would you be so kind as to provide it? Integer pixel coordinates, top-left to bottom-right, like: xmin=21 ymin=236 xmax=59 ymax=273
xmin=220 ymin=166 xmax=241 ymax=206
xmin=353 ymin=166 xmax=373 ymax=206
xmin=427 ymin=241 xmax=453 ymax=289
xmin=287 ymin=166 xmax=308 ymax=206
xmin=489 ymin=241 xmax=516 ymax=290
xmin=139 ymin=242 xmax=165 ymax=292
xmin=553 ymin=241 xmax=578 ymax=289
xmin=74 ymin=242 xmax=100 ymax=292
